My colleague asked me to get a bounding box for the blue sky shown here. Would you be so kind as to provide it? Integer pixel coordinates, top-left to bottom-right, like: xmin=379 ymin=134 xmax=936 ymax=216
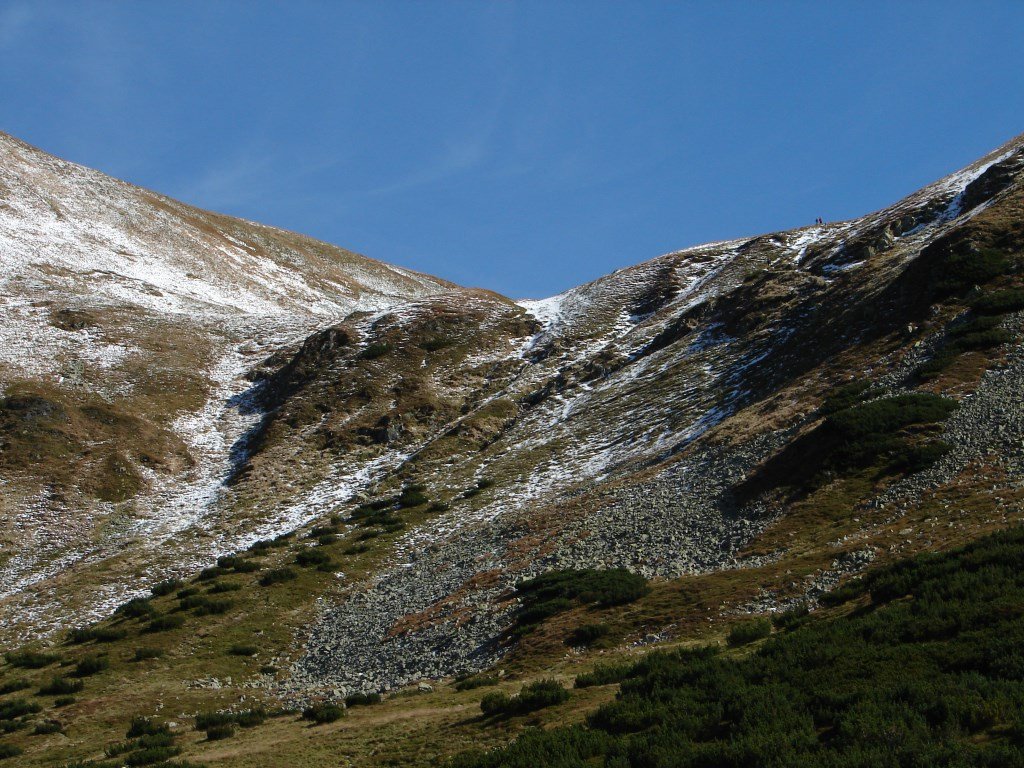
xmin=1 ymin=2 xmax=1022 ymax=298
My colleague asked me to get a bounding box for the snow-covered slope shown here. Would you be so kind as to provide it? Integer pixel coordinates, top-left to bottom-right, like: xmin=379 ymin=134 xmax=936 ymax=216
xmin=0 ymin=131 xmax=461 ymax=636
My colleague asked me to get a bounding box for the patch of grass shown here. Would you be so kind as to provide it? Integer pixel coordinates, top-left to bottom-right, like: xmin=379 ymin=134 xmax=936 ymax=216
xmin=927 ymin=244 xmax=1012 ymax=298
xmin=227 ymin=644 xmax=257 ymax=657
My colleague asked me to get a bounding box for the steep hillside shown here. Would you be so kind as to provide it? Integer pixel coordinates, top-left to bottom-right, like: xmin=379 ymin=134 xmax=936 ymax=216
xmin=1 ymin=130 xmax=1023 ymax=767
xmin=0 ymin=131 xmax=461 ymax=639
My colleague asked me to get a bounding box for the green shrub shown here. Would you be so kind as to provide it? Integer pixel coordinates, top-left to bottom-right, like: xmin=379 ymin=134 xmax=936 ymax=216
xmin=205 ymin=723 xmax=234 ymax=740
xmin=0 ymin=699 xmax=41 ymax=719
xmin=133 ymin=647 xmax=165 ymax=662
xmin=193 ymin=598 xmax=234 ymax=616
xmin=420 ymin=337 xmax=453 ymax=351
xmin=481 ymin=680 xmax=570 ymax=717
xmin=360 ymin=343 xmax=391 ymax=359
xmin=234 ymin=708 xmax=267 ymax=727
xmin=93 ymin=626 xmax=128 ymax=643
xmin=150 ymin=579 xmax=184 ymax=597
xmin=259 ymin=567 xmax=298 ymax=586
xmin=38 ymin=676 xmax=84 ymax=695
xmin=929 ymin=245 xmax=1011 ymax=297
xmin=0 ymin=744 xmax=22 ymax=759
xmin=295 ymin=548 xmax=332 ymax=567
xmin=260 ymin=665 xmax=277 ymax=675
xmin=106 ymin=732 xmax=175 ymax=759
xmin=144 ymin=615 xmax=184 ymax=633
xmin=228 ymin=644 xmax=257 ymax=657
xmin=344 ymin=543 xmax=371 ymax=555
xmin=116 ymin=597 xmax=156 ymax=619
xmin=772 ymin=604 xmax=811 ymax=631
xmin=33 ymin=720 xmax=62 ymax=735
xmin=971 ymin=288 xmax=1024 ymax=315
xmin=825 ymin=393 xmax=957 ymax=440
xmin=316 ymin=534 xmax=338 ymax=546
xmin=54 ymin=696 xmax=76 ymax=707
xmin=197 ymin=566 xmax=224 ymax=582
xmin=125 ymin=716 xmax=170 ymax=738
xmin=5 ymin=650 xmax=58 ymax=668
xmin=175 ymin=587 xmax=200 ymax=599
xmin=208 ymin=581 xmax=242 ymax=593
xmin=73 ymin=654 xmax=109 ymax=677
xmin=452 ymin=528 xmax=1024 ymax=768
xmin=195 ymin=708 xmax=265 ymax=730
xmin=727 ymin=618 xmax=772 ymax=646
xmin=479 ymin=691 xmax=511 ymax=716
xmin=124 ymin=745 xmax=181 ymax=765
xmin=948 ymin=314 xmax=1004 ymax=337
xmin=0 ymin=679 xmax=29 ymax=695
xmin=566 ymin=623 xmax=610 ymax=646
xmin=398 ymin=488 xmax=429 ymax=508
xmin=344 ymin=692 xmax=382 ymax=707
xmin=302 ymin=703 xmax=345 ymax=723
xmin=178 ymin=594 xmax=210 ymax=611
xmin=511 ymin=679 xmax=570 ymax=714
xmin=575 ymin=662 xmax=632 ymax=689
xmin=514 ymin=568 xmax=649 ymax=633
xmin=819 ymin=381 xmax=876 ymax=415
xmin=454 ymin=675 xmax=499 ymax=692
xmin=428 ymin=501 xmax=450 ymax=513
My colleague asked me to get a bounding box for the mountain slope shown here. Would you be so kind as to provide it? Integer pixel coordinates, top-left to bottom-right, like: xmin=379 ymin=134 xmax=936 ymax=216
xmin=0 ymin=130 xmax=464 ymax=638
xmin=1 ymin=130 xmax=1023 ymax=767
